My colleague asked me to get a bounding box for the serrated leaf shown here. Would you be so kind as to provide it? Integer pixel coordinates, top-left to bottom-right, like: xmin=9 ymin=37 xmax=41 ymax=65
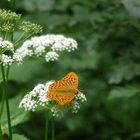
xmin=13 ymin=133 xmax=30 ymax=140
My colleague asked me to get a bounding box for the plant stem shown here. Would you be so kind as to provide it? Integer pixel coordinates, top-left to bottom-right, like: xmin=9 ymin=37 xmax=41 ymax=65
xmin=51 ymin=115 xmax=55 ymax=140
xmin=0 ymin=123 xmax=2 ymax=140
xmin=0 ymin=1 xmax=15 ymax=139
xmin=0 ymin=83 xmax=6 ymax=119
xmin=14 ymin=32 xmax=34 ymax=47
xmin=12 ymin=0 xmax=16 ymax=11
xmin=45 ymin=110 xmax=49 ymax=140
xmin=6 ymin=66 xmax=10 ymax=79
xmin=1 ymin=65 xmax=12 ymax=140
xmin=13 ymin=33 xmax=25 ymax=46
xmin=45 ymin=62 xmax=55 ymax=140
xmin=5 ymin=89 xmax=12 ymax=140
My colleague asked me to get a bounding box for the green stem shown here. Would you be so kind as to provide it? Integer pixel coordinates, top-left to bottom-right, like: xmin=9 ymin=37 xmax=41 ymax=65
xmin=45 ymin=110 xmax=49 ymax=140
xmin=6 ymin=66 xmax=10 ymax=80
xmin=1 ymin=65 xmax=12 ymax=140
xmin=51 ymin=115 xmax=55 ymax=140
xmin=5 ymin=89 xmax=12 ymax=140
xmin=13 ymin=33 xmax=25 ymax=46
xmin=0 ymin=123 xmax=2 ymax=140
xmin=0 ymin=65 xmax=7 ymax=118
xmin=46 ymin=62 xmax=55 ymax=140
xmin=0 ymin=87 xmax=6 ymax=118
xmin=3 ymin=31 xmax=8 ymax=40
xmin=11 ymin=0 xmax=16 ymax=11
xmin=14 ymin=32 xmax=34 ymax=47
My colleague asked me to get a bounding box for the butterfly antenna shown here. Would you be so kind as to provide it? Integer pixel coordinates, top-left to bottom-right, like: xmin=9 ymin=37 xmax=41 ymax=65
xmin=76 ymin=89 xmax=84 ymax=93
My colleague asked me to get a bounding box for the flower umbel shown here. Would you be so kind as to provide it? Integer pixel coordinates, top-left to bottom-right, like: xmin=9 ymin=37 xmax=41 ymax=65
xmin=0 ymin=54 xmax=13 ymax=66
xmin=0 ymin=38 xmax=14 ymax=52
xmin=0 ymin=9 xmax=21 ymax=21
xmin=19 ymin=81 xmax=86 ymax=117
xmin=45 ymin=51 xmax=59 ymax=62
xmin=0 ymin=39 xmax=14 ymax=66
xmin=19 ymin=21 xmax=43 ymax=34
xmin=14 ymin=34 xmax=77 ymax=63
xmin=19 ymin=81 xmax=54 ymax=111
xmin=0 ymin=9 xmax=21 ymax=32
xmin=0 ymin=33 xmax=77 ymax=66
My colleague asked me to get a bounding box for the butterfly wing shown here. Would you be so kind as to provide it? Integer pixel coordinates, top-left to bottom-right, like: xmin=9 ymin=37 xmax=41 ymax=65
xmin=48 ymin=72 xmax=78 ymax=91
xmin=48 ymin=91 xmax=75 ymax=105
xmin=47 ymin=72 xmax=78 ymax=105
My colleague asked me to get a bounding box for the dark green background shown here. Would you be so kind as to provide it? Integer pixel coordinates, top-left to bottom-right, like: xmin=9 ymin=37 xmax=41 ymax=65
xmin=1 ymin=0 xmax=140 ymax=140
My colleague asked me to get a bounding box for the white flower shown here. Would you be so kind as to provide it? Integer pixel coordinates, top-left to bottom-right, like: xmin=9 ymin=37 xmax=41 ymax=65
xmin=45 ymin=51 xmax=59 ymax=62
xmin=71 ymin=101 xmax=80 ymax=113
xmin=34 ymin=45 xmax=45 ymax=56
xmin=0 ymin=54 xmax=13 ymax=66
xmin=13 ymin=46 xmax=33 ymax=63
xmin=75 ymin=92 xmax=87 ymax=102
xmin=71 ymin=92 xmax=87 ymax=113
xmin=62 ymin=38 xmax=78 ymax=52
xmin=22 ymin=40 xmax=33 ymax=48
xmin=13 ymin=53 xmax=23 ymax=63
xmin=51 ymin=42 xmax=65 ymax=51
xmin=0 ymin=39 xmax=14 ymax=51
xmin=14 ymin=34 xmax=77 ymax=63
xmin=51 ymin=106 xmax=62 ymax=117
xmin=19 ymin=81 xmax=54 ymax=111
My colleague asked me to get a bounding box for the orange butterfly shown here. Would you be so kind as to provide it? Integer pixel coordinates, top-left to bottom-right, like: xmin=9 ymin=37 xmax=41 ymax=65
xmin=47 ymin=72 xmax=79 ymax=105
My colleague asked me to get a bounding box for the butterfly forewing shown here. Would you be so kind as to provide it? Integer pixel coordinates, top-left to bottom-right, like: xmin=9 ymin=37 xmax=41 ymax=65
xmin=48 ymin=72 xmax=78 ymax=91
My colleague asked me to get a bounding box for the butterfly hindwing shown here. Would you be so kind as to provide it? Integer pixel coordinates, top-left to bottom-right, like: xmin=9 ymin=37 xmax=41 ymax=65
xmin=48 ymin=91 xmax=75 ymax=105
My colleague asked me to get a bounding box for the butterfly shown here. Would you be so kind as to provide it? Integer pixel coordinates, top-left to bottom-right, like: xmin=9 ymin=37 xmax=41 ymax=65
xmin=47 ymin=72 xmax=79 ymax=105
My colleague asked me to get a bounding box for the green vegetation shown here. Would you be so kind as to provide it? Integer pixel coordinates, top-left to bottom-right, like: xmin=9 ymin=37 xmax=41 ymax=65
xmin=0 ymin=0 xmax=140 ymax=140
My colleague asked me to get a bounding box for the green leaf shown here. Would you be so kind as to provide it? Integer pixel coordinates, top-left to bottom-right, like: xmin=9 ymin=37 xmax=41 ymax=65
xmin=9 ymin=59 xmax=44 ymax=82
xmin=18 ymin=0 xmax=54 ymax=12
xmin=122 ymin=0 xmax=140 ymax=18
xmin=109 ymin=85 xmax=140 ymax=99
xmin=108 ymin=63 xmax=136 ymax=84
xmin=65 ymin=116 xmax=83 ymax=131
xmin=13 ymin=133 xmax=30 ymax=140
xmin=1 ymin=95 xmax=30 ymax=131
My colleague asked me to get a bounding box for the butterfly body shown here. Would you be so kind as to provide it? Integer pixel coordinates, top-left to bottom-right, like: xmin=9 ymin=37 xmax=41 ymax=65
xmin=47 ymin=72 xmax=79 ymax=105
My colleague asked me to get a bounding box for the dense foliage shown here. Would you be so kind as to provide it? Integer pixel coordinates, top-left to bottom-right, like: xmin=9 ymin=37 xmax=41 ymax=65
xmin=1 ymin=0 xmax=140 ymax=140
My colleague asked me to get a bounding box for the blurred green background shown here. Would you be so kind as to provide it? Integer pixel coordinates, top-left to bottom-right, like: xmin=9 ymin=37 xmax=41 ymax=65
xmin=1 ymin=0 xmax=140 ymax=140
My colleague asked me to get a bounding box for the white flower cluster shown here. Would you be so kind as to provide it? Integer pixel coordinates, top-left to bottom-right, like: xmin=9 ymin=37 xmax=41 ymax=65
xmin=75 ymin=92 xmax=87 ymax=102
xmin=14 ymin=34 xmax=77 ymax=63
xmin=19 ymin=81 xmax=54 ymax=111
xmin=0 ymin=34 xmax=77 ymax=66
xmin=51 ymin=92 xmax=87 ymax=116
xmin=0 ymin=37 xmax=14 ymax=52
xmin=71 ymin=92 xmax=87 ymax=113
xmin=45 ymin=51 xmax=59 ymax=62
xmin=0 ymin=38 xmax=14 ymax=66
xmin=71 ymin=101 xmax=80 ymax=113
xmin=19 ymin=80 xmax=87 ymax=117
xmin=0 ymin=54 xmax=13 ymax=66
xmin=51 ymin=106 xmax=63 ymax=117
